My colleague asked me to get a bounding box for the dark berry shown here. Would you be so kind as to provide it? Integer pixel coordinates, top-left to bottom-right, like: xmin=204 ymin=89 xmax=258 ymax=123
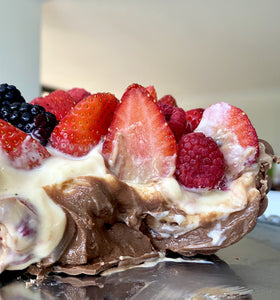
xmin=24 ymin=123 xmax=36 ymax=133
xmin=0 ymin=83 xmax=25 ymax=106
xmin=21 ymin=111 xmax=31 ymax=123
xmin=0 ymin=106 xmax=11 ymax=118
xmin=46 ymin=112 xmax=57 ymax=126
xmin=31 ymin=105 xmax=45 ymax=115
xmin=10 ymin=110 xmax=20 ymax=122
xmin=34 ymin=114 xmax=47 ymax=127
xmin=0 ymin=101 xmax=57 ymax=146
xmin=19 ymin=102 xmax=31 ymax=112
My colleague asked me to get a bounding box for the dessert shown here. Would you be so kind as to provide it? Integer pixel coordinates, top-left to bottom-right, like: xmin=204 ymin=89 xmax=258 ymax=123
xmin=0 ymin=83 xmax=278 ymax=276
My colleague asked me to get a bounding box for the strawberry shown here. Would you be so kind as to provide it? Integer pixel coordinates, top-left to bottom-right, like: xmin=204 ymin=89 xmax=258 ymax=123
xmin=31 ymin=90 xmax=77 ymax=121
xmin=0 ymin=119 xmax=51 ymax=169
xmin=50 ymin=93 xmax=118 ymax=157
xmin=102 ymin=83 xmax=177 ymax=183
xmin=195 ymin=102 xmax=259 ymax=179
xmin=67 ymin=87 xmax=91 ymax=104
xmin=185 ymin=108 xmax=204 ymax=133
xmin=145 ymin=85 xmax=157 ymax=100
xmin=158 ymin=94 xmax=177 ymax=107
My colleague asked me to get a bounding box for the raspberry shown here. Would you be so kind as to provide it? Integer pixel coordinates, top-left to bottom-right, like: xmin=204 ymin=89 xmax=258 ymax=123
xmin=31 ymin=90 xmax=77 ymax=121
xmin=158 ymin=103 xmax=186 ymax=142
xmin=175 ymin=132 xmax=225 ymax=189
xmin=185 ymin=108 xmax=204 ymax=133
xmin=67 ymin=88 xmax=91 ymax=104
xmin=158 ymin=94 xmax=177 ymax=107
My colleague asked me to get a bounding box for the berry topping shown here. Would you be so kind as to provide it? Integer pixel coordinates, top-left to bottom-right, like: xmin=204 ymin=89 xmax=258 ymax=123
xmin=50 ymin=93 xmax=118 ymax=157
xmin=0 ymin=119 xmax=51 ymax=169
xmin=145 ymin=85 xmax=157 ymax=100
xmin=102 ymin=83 xmax=177 ymax=183
xmin=185 ymin=108 xmax=204 ymax=133
xmin=158 ymin=103 xmax=186 ymax=143
xmin=67 ymin=87 xmax=91 ymax=104
xmin=158 ymin=94 xmax=177 ymax=107
xmin=175 ymin=132 xmax=225 ymax=189
xmin=0 ymin=83 xmax=25 ymax=106
xmin=31 ymin=90 xmax=77 ymax=121
xmin=0 ymin=102 xmax=57 ymax=146
xmin=195 ymin=102 xmax=259 ymax=179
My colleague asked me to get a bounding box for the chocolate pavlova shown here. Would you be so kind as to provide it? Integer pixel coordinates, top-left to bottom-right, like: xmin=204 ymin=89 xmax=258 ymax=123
xmin=0 ymin=83 xmax=278 ymax=276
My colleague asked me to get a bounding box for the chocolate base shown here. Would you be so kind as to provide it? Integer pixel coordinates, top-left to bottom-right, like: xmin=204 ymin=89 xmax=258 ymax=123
xmin=142 ymin=196 xmax=260 ymax=256
xmin=27 ymin=141 xmax=277 ymax=276
xmin=37 ymin=176 xmax=158 ymax=276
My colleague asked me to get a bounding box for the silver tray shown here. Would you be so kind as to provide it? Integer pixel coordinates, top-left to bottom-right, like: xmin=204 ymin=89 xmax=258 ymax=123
xmin=0 ymin=221 xmax=279 ymax=299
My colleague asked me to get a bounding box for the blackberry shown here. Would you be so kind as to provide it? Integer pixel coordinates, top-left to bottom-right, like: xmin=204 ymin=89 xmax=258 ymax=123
xmin=0 ymin=83 xmax=25 ymax=107
xmin=0 ymin=102 xmax=57 ymax=146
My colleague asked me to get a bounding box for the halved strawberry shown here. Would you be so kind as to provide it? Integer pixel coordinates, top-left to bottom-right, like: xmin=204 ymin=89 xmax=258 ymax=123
xmin=185 ymin=108 xmax=204 ymax=133
xmin=50 ymin=93 xmax=118 ymax=157
xmin=145 ymin=85 xmax=157 ymax=101
xmin=195 ymin=102 xmax=259 ymax=179
xmin=31 ymin=90 xmax=77 ymax=121
xmin=102 ymin=83 xmax=177 ymax=183
xmin=0 ymin=120 xmax=51 ymax=169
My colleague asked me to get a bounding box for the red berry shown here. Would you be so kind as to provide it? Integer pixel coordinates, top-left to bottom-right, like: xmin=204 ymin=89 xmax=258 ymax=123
xmin=175 ymin=132 xmax=225 ymax=189
xmin=102 ymin=83 xmax=177 ymax=183
xmin=195 ymin=102 xmax=259 ymax=179
xmin=185 ymin=108 xmax=204 ymax=133
xmin=50 ymin=93 xmax=118 ymax=157
xmin=67 ymin=88 xmax=91 ymax=104
xmin=0 ymin=119 xmax=51 ymax=169
xmin=158 ymin=95 xmax=177 ymax=107
xmin=31 ymin=90 xmax=77 ymax=121
xmin=145 ymin=85 xmax=157 ymax=100
xmin=158 ymin=103 xmax=186 ymax=142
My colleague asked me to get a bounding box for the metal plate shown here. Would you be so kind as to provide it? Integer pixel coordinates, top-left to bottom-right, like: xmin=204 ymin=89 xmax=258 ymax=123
xmin=0 ymin=221 xmax=279 ymax=299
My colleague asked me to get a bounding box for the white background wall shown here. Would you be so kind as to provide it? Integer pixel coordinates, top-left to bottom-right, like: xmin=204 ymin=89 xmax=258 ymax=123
xmin=41 ymin=0 xmax=280 ymax=154
xmin=0 ymin=0 xmax=45 ymax=100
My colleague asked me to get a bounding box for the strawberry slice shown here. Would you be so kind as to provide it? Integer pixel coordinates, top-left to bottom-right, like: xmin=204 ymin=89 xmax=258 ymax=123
xmin=195 ymin=102 xmax=259 ymax=179
xmin=102 ymin=83 xmax=177 ymax=183
xmin=31 ymin=90 xmax=77 ymax=121
xmin=185 ymin=108 xmax=204 ymax=133
xmin=0 ymin=120 xmax=51 ymax=169
xmin=50 ymin=93 xmax=119 ymax=157
xmin=145 ymin=85 xmax=157 ymax=101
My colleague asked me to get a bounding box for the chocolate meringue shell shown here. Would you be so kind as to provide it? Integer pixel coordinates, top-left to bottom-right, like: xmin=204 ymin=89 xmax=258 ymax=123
xmin=27 ymin=140 xmax=278 ymax=276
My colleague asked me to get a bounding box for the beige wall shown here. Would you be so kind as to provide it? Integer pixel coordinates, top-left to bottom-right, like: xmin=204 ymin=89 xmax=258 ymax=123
xmin=41 ymin=0 xmax=280 ymax=153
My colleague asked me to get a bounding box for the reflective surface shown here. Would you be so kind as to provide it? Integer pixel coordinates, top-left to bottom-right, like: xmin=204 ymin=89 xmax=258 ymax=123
xmin=0 ymin=222 xmax=279 ymax=299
